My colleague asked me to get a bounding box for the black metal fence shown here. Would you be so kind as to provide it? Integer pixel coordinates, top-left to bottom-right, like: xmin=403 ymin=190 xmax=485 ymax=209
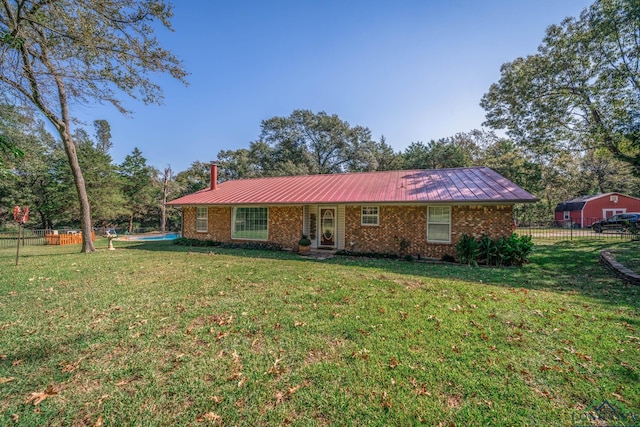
xmin=515 ymin=220 xmax=637 ymax=241
xmin=0 ymin=229 xmax=48 ymax=249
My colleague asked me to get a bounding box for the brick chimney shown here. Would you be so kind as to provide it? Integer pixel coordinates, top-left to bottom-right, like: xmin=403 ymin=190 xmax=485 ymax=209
xmin=210 ymin=161 xmax=218 ymax=190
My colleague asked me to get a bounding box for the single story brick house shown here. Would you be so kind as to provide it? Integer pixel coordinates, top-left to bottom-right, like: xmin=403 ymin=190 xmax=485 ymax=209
xmin=554 ymin=192 xmax=640 ymax=228
xmin=167 ymin=164 xmax=537 ymax=258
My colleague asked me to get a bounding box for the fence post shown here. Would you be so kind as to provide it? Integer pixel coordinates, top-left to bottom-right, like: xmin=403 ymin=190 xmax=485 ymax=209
xmin=15 ymin=225 xmax=21 ymax=266
xmin=570 ymin=222 xmax=573 ymax=240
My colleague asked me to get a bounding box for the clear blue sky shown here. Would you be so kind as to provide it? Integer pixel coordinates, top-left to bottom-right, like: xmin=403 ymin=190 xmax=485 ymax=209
xmin=74 ymin=0 xmax=594 ymax=173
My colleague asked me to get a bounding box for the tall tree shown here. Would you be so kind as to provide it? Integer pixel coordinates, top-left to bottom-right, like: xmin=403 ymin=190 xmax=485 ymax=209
xmin=119 ymin=148 xmax=157 ymax=233
xmin=259 ymin=110 xmax=377 ymax=174
xmin=94 ymin=120 xmax=112 ymax=154
xmin=481 ymin=0 xmax=640 ymax=174
xmin=0 ymin=1 xmax=187 ymax=252
xmin=0 ymin=105 xmax=55 ymax=226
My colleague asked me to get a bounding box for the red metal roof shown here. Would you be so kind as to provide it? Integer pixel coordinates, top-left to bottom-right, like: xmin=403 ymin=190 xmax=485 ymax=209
xmin=167 ymin=167 xmax=538 ymax=206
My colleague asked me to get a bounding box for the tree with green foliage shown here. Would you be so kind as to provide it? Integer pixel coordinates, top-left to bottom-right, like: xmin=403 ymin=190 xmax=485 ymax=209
xmin=0 ymin=104 xmax=25 ymax=173
xmin=216 ymin=148 xmax=261 ymax=182
xmin=213 ymin=110 xmax=395 ymax=180
xmin=0 ymin=0 xmax=187 ymax=252
xmin=258 ymin=109 xmax=379 ymax=174
xmin=0 ymin=105 xmax=56 ymax=227
xmin=119 ymin=148 xmax=158 ymax=233
xmin=73 ymin=129 xmax=126 ymax=227
xmin=94 ymin=120 xmax=112 ymax=154
xmin=481 ymin=0 xmax=640 ymax=175
xmin=401 ymin=133 xmax=477 ymax=170
xmin=174 ymin=161 xmax=212 ymax=197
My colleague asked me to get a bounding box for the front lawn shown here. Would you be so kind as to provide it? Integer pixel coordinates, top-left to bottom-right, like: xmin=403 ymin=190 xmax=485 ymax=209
xmin=0 ymin=239 xmax=638 ymax=426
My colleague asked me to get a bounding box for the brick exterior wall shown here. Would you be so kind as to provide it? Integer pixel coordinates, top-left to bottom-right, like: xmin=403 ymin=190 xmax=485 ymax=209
xmin=182 ymin=204 xmax=513 ymax=258
xmin=182 ymin=205 xmax=302 ymax=250
xmin=268 ymin=206 xmax=303 ymax=250
xmin=182 ymin=206 xmax=232 ymax=241
xmin=344 ymin=205 xmax=513 ymax=259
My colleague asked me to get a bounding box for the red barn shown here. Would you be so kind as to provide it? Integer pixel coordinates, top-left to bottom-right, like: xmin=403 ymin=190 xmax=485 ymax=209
xmin=554 ymin=192 xmax=640 ymax=228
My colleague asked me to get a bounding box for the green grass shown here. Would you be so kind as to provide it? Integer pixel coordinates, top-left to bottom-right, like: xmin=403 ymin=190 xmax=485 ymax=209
xmin=0 ymin=238 xmax=638 ymax=426
xmin=610 ymin=245 xmax=640 ymax=272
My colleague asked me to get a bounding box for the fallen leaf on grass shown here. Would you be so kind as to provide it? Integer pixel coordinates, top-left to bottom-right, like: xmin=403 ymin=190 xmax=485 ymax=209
xmin=389 ymin=357 xmax=399 ymax=369
xmin=288 ymin=381 xmax=308 ymax=395
xmin=12 ymin=359 xmax=22 ymax=366
xmin=93 ymin=415 xmax=103 ymax=427
xmin=409 ymin=377 xmax=432 ymax=396
xmin=60 ymin=356 xmax=86 ymax=373
xmin=215 ymin=331 xmax=229 ymax=341
xmin=275 ymin=391 xmax=285 ymax=406
xmin=268 ymin=358 xmax=286 ymax=375
xmin=575 ymin=352 xmax=592 ymax=361
xmin=25 ymin=385 xmax=57 ymax=405
xmin=197 ymin=412 xmax=222 ymax=424
xmin=381 ymin=390 xmax=392 ymax=409
xmin=621 ymin=322 xmax=636 ymax=332
xmin=470 ymin=320 xmax=483 ymax=329
xmin=0 ymin=377 xmax=15 ymax=385
xmin=612 ymin=392 xmax=626 ymax=402
xmin=11 ymin=414 xmax=19 ymax=422
xmin=446 ymin=394 xmax=462 ymax=408
xmin=351 ymin=348 xmax=370 ymax=360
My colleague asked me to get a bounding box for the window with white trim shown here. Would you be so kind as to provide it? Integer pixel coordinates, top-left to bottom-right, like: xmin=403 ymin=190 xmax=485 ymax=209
xmin=196 ymin=207 xmax=208 ymax=232
xmin=232 ymin=207 xmax=268 ymax=240
xmin=361 ymin=206 xmax=379 ymax=226
xmin=427 ymin=206 xmax=451 ymax=243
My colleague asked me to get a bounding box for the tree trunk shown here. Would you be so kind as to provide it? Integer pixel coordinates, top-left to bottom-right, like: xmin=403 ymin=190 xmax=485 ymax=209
xmin=129 ymin=213 xmax=134 ymax=234
xmin=161 ymin=167 xmax=171 ymax=233
xmin=59 ymin=129 xmax=95 ymax=252
xmin=38 ymin=210 xmax=47 ymax=230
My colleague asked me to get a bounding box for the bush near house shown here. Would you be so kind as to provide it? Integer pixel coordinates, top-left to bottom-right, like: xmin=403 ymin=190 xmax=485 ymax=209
xmin=456 ymin=233 xmax=534 ymax=266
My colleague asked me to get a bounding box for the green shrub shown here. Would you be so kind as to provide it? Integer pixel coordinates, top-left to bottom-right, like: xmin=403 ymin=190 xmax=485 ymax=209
xmin=456 ymin=234 xmax=479 ymax=266
xmin=336 ymin=250 xmax=399 ymax=260
xmin=456 ymin=233 xmax=533 ymax=267
xmin=478 ymin=235 xmax=498 ymax=265
xmin=174 ymin=238 xmax=282 ymax=251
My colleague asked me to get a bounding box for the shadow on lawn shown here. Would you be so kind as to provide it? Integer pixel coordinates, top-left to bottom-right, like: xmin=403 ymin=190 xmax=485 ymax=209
xmin=124 ymin=240 xmax=640 ymax=308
